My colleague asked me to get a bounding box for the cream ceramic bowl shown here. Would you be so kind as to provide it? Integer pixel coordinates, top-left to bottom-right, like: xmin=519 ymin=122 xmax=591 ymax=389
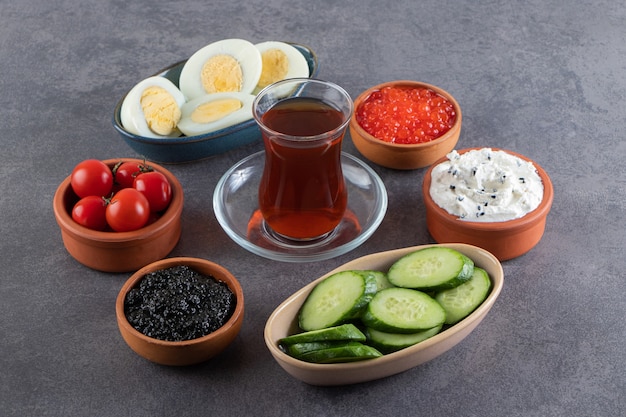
xmin=349 ymin=80 xmax=462 ymax=170
xmin=116 ymin=257 xmax=245 ymax=366
xmin=264 ymin=243 xmax=503 ymax=386
xmin=422 ymin=148 xmax=554 ymax=261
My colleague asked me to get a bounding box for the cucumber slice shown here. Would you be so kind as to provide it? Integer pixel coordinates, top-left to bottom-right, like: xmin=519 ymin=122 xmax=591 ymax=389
xmin=387 ymin=247 xmax=474 ymax=291
xmin=361 ymin=288 xmax=446 ymax=333
xmin=282 ymin=341 xmax=362 ymax=357
xmin=435 ymin=267 xmax=492 ymax=324
xmin=366 ymin=325 xmax=442 ymax=353
xmin=279 ymin=323 xmax=366 ymax=345
xmin=357 ymin=270 xmax=394 ymax=292
xmin=296 ymin=343 xmax=383 ymax=363
xmin=298 ymin=270 xmax=377 ymax=331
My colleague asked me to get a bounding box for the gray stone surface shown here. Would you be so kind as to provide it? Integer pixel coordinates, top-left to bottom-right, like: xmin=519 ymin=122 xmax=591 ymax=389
xmin=1 ymin=0 xmax=624 ymax=416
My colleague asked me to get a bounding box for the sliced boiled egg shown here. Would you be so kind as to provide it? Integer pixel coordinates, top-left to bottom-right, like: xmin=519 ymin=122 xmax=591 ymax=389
xmin=253 ymin=41 xmax=310 ymax=94
xmin=120 ymin=76 xmax=186 ymax=138
xmin=179 ymin=38 xmax=262 ymax=100
xmin=177 ymin=92 xmax=254 ymax=136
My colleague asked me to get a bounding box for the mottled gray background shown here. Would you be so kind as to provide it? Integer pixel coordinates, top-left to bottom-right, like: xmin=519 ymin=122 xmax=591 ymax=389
xmin=1 ymin=0 xmax=624 ymax=416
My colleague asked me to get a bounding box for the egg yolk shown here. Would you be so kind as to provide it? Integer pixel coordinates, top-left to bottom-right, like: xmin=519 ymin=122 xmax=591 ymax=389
xmin=140 ymin=86 xmax=182 ymax=136
xmin=257 ymin=49 xmax=289 ymax=89
xmin=200 ymin=55 xmax=243 ymax=94
xmin=190 ymin=98 xmax=242 ymax=124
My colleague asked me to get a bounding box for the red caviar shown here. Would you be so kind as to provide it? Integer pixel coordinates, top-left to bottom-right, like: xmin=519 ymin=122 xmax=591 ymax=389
xmin=356 ymin=86 xmax=456 ymax=144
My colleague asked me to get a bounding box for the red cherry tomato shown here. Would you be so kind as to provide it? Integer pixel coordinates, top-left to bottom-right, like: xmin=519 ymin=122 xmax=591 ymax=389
xmin=72 ymin=196 xmax=108 ymax=231
xmin=133 ymin=171 xmax=172 ymax=212
xmin=70 ymin=159 xmax=114 ymax=198
xmin=105 ymin=188 xmax=150 ymax=232
xmin=113 ymin=161 xmax=150 ymax=189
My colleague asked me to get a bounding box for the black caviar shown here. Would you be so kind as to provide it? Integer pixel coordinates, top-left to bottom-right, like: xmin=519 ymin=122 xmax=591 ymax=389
xmin=124 ymin=265 xmax=236 ymax=342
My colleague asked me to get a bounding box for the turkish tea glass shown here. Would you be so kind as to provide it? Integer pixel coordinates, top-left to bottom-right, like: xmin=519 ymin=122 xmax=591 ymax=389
xmin=252 ymin=78 xmax=354 ymax=241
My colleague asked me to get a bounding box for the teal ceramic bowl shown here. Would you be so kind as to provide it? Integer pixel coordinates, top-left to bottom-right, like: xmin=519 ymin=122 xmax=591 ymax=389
xmin=112 ymin=42 xmax=319 ymax=164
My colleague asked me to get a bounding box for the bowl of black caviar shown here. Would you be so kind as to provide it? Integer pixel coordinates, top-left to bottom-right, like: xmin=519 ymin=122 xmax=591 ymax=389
xmin=115 ymin=257 xmax=244 ymax=366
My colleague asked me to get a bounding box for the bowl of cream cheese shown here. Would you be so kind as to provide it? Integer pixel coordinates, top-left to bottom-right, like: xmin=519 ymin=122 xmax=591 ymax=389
xmin=422 ymin=148 xmax=553 ymax=260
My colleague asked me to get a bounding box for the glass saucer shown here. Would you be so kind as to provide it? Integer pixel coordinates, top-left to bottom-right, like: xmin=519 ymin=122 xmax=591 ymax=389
xmin=213 ymin=151 xmax=388 ymax=262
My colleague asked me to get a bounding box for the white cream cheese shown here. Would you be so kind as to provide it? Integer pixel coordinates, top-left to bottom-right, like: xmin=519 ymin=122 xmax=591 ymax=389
xmin=429 ymin=148 xmax=544 ymax=222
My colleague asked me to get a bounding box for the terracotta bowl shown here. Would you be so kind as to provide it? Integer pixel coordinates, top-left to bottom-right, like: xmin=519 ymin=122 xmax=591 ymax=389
xmin=52 ymin=158 xmax=183 ymax=272
xmin=349 ymin=80 xmax=462 ymax=170
xmin=422 ymin=148 xmax=554 ymax=261
xmin=264 ymin=243 xmax=503 ymax=386
xmin=116 ymin=257 xmax=245 ymax=366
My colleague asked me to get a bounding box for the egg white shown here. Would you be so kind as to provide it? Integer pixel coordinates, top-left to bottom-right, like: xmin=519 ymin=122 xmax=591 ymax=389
xmin=177 ymin=92 xmax=254 ymax=136
xmin=253 ymin=41 xmax=310 ymax=94
xmin=120 ymin=76 xmax=186 ymax=138
xmin=179 ymin=38 xmax=262 ymax=100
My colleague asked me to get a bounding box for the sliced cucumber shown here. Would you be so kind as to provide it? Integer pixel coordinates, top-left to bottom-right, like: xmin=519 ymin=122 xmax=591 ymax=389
xmin=298 ymin=270 xmax=377 ymax=331
xmin=357 ymin=270 xmax=395 ymax=292
xmin=361 ymin=288 xmax=446 ymax=333
xmin=296 ymin=343 xmax=382 ymax=363
xmin=279 ymin=323 xmax=366 ymax=345
xmin=387 ymin=247 xmax=474 ymax=291
xmin=435 ymin=267 xmax=492 ymax=324
xmin=282 ymin=341 xmax=362 ymax=357
xmin=366 ymin=325 xmax=442 ymax=353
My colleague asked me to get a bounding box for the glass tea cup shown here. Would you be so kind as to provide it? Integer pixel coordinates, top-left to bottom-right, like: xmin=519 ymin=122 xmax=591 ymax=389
xmin=252 ymin=78 xmax=354 ymax=241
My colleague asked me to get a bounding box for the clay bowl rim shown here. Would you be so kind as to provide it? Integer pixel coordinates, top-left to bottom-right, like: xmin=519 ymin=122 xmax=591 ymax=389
xmin=52 ymin=158 xmax=184 ymax=244
xmin=422 ymin=147 xmax=554 ymax=233
xmin=264 ymin=243 xmax=504 ymax=385
xmin=349 ymin=79 xmax=463 ymax=150
xmin=115 ymin=256 xmax=245 ymax=348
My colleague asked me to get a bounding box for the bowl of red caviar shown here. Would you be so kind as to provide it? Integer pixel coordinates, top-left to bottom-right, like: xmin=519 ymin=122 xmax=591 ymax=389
xmin=349 ymin=80 xmax=462 ymax=170
xmin=116 ymin=257 xmax=245 ymax=366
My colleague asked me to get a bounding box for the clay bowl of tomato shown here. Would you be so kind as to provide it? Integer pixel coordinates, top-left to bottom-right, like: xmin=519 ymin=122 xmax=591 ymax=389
xmin=53 ymin=158 xmax=184 ymax=273
xmin=349 ymin=80 xmax=462 ymax=170
xmin=116 ymin=257 xmax=244 ymax=366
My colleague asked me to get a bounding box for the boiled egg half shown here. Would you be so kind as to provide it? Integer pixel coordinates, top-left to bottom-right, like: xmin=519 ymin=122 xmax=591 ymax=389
xmin=253 ymin=41 xmax=310 ymax=94
xmin=179 ymin=38 xmax=262 ymax=100
xmin=120 ymin=76 xmax=186 ymax=138
xmin=177 ymin=92 xmax=254 ymax=136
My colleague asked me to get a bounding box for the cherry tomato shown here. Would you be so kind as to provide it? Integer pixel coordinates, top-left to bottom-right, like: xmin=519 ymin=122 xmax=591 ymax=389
xmin=70 ymin=159 xmax=114 ymax=198
xmin=133 ymin=171 xmax=172 ymax=212
xmin=113 ymin=161 xmax=151 ymax=189
xmin=71 ymin=196 xmax=108 ymax=231
xmin=105 ymin=188 xmax=150 ymax=232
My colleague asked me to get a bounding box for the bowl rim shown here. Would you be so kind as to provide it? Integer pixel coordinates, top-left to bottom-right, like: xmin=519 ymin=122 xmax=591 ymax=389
xmin=52 ymin=158 xmax=184 ymax=243
xmin=264 ymin=243 xmax=503 ymax=374
xmin=112 ymin=41 xmax=319 ymax=145
xmin=422 ymin=147 xmax=554 ymax=231
xmin=349 ymin=80 xmax=462 ymax=149
xmin=115 ymin=257 xmax=245 ymax=347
